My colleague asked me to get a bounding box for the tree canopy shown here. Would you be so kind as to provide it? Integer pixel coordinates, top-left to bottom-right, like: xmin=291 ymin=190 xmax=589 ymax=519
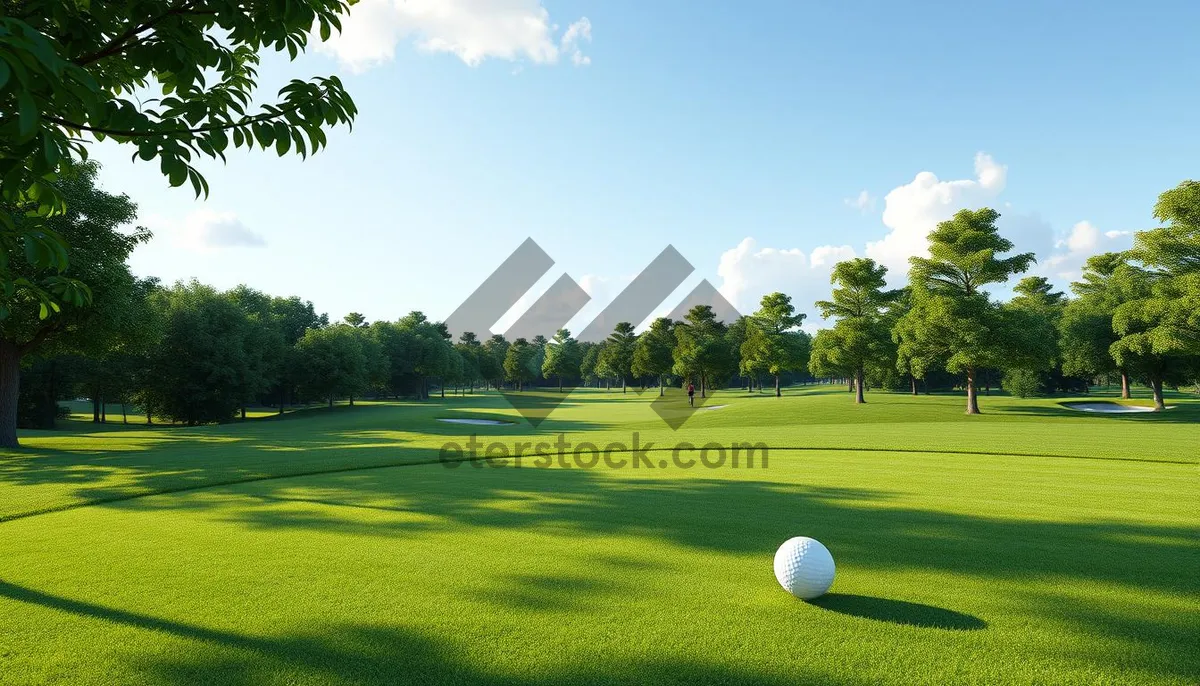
xmin=896 ymin=208 xmax=1035 ymax=413
xmin=0 ymin=1 xmax=356 ymax=315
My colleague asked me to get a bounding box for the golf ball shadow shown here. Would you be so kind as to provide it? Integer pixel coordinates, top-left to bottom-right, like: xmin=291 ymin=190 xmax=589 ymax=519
xmin=774 ymin=536 xmax=835 ymax=600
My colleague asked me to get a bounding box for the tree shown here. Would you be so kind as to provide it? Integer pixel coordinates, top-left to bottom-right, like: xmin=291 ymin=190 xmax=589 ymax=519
xmin=579 ymin=341 xmax=603 ymax=388
xmin=1000 ymin=277 xmax=1064 ymax=397
xmin=600 ymin=322 xmax=636 ymax=393
xmin=741 ymin=293 xmax=809 ymax=397
xmin=357 ymin=326 xmax=389 ymax=402
xmin=344 ymin=312 xmax=367 ymax=328
xmin=0 ymin=1 xmax=357 ymax=305
xmin=541 ymin=328 xmax=581 ymax=392
xmin=397 ymin=311 xmax=451 ymax=399
xmin=808 ymin=328 xmax=850 ymax=386
xmin=480 ymin=335 xmax=508 ymax=390
xmin=269 ymin=295 xmax=327 ymax=409
xmin=139 ymin=281 xmax=254 ymax=425
xmin=813 ymin=260 xmax=897 ymax=403
xmin=503 ymin=338 xmax=537 ymax=391
xmin=1108 ymin=181 xmax=1200 ymax=410
xmin=226 ymin=285 xmax=285 ymax=418
xmin=530 ymin=334 xmax=548 ymax=387
xmin=896 ymin=208 xmax=1035 ymax=414
xmin=885 ymin=287 xmax=924 ymax=395
xmin=294 ymin=324 xmax=366 ymax=408
xmin=454 ymin=332 xmax=482 ymax=393
xmin=1060 ymin=253 xmax=1134 ymax=397
xmin=631 ymin=318 xmax=675 ymax=395
xmin=0 ymin=161 xmax=148 ymax=446
xmin=672 ymin=305 xmax=732 ymax=398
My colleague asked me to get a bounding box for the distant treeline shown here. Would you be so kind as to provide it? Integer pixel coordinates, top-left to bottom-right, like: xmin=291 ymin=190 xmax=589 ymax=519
xmin=4 ymin=165 xmax=1198 ymax=443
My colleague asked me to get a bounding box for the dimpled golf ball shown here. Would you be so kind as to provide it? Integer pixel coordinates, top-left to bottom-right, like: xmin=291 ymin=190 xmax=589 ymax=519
xmin=773 ymin=536 xmax=835 ymax=599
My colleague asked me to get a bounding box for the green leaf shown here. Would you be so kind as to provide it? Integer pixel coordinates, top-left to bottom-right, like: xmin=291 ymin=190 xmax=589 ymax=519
xmin=17 ymin=91 xmax=37 ymax=137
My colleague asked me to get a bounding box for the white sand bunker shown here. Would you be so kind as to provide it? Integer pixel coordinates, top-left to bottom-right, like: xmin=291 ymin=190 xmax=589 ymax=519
xmin=1062 ymin=402 xmax=1169 ymax=413
xmin=437 ymin=418 xmax=511 ymax=425
xmin=697 ymin=404 xmax=728 ymax=411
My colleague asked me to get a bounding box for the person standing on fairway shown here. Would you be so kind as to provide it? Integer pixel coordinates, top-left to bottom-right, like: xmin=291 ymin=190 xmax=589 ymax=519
xmin=687 ymin=382 xmax=695 ymax=407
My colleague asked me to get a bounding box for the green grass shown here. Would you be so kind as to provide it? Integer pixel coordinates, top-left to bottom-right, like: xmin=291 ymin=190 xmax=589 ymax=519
xmin=1 ymin=386 xmax=1197 ymax=685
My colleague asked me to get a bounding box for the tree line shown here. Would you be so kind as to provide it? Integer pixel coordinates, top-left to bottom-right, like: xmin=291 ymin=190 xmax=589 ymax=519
xmin=2 ymin=163 xmax=1196 ymax=447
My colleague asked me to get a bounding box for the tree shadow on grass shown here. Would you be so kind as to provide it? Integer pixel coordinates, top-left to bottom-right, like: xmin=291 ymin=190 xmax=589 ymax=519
xmin=807 ymin=593 xmax=987 ymax=630
xmin=0 ymin=579 xmax=845 ymax=686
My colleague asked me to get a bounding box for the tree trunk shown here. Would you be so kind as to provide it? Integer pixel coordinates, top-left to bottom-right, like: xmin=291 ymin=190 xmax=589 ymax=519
xmin=440 ymin=381 xmax=444 ymax=398
xmin=855 ymin=367 xmax=866 ymax=404
xmin=1150 ymin=375 xmax=1165 ymax=411
xmin=278 ymin=387 xmax=285 ymax=415
xmin=101 ymin=399 xmax=106 ymax=423
xmin=93 ymin=395 xmax=101 ymax=423
xmin=848 ymin=378 xmax=854 ymax=393
xmin=622 ymin=378 xmax=627 ymax=394
xmin=910 ymin=375 xmax=918 ymax=396
xmin=965 ymin=368 xmax=981 ymax=414
xmin=122 ymin=402 xmax=128 ymax=424
xmin=659 ymin=375 xmax=665 ymax=396
xmin=775 ymin=374 xmax=781 ymax=397
xmin=0 ymin=340 xmax=21 ymax=448
xmin=349 ymin=394 xmax=355 ymax=407
xmin=328 ymin=395 xmax=334 ymax=408
xmin=559 ymin=377 xmax=563 ymax=393
xmin=240 ymin=404 xmax=247 ymax=420
xmin=700 ymin=374 xmax=707 ymax=399
xmin=1120 ymin=370 xmax=1131 ymax=399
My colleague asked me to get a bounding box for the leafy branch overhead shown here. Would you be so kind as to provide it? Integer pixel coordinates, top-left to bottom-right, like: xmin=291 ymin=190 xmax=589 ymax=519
xmin=0 ymin=0 xmax=359 ymax=308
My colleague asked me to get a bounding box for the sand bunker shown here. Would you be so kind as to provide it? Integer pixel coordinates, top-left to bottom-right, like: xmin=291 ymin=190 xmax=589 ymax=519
xmin=1061 ymin=402 xmax=1167 ymax=414
xmin=437 ymin=418 xmax=511 ymax=425
xmin=698 ymin=404 xmax=728 ymax=411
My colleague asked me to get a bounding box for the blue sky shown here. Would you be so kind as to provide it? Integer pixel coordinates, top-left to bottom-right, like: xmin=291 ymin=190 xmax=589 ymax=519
xmin=90 ymin=0 xmax=1200 ymax=333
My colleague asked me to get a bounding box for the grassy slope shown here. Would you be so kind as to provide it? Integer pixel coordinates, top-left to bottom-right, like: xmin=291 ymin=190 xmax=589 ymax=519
xmin=0 ymin=387 xmax=1197 ymax=685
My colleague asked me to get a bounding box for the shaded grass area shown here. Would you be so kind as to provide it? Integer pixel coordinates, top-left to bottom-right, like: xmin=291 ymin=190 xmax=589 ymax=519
xmin=1 ymin=454 xmax=1196 ymax=685
xmin=2 ymin=387 xmax=1197 ymax=522
xmin=0 ymin=387 xmax=1197 ymax=684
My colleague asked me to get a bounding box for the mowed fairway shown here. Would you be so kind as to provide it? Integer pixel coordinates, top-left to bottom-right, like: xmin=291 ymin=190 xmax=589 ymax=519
xmin=1 ymin=387 xmax=1197 ymax=685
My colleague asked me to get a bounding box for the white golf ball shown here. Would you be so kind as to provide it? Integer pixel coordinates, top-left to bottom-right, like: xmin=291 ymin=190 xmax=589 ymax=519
xmin=773 ymin=536 xmax=835 ymax=599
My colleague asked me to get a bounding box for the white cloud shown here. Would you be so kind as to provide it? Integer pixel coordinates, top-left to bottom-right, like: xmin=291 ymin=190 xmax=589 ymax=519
xmin=561 ymin=17 xmax=592 ymax=66
xmin=318 ymin=0 xmax=592 ymax=71
xmin=866 ymin=152 xmax=1007 ymax=274
xmin=1041 ymin=220 xmax=1133 ymax=283
xmin=843 ymin=190 xmax=875 ymax=213
xmin=173 ymin=210 xmax=265 ymax=251
xmin=715 ymin=238 xmax=856 ymax=329
xmin=1062 ymin=219 xmax=1100 ymax=253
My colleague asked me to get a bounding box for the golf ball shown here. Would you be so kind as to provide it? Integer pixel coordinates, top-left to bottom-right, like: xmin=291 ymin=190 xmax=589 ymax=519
xmin=773 ymin=536 xmax=835 ymax=599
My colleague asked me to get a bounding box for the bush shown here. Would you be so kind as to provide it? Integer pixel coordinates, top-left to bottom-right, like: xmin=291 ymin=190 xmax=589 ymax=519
xmin=1003 ymin=368 xmax=1043 ymax=398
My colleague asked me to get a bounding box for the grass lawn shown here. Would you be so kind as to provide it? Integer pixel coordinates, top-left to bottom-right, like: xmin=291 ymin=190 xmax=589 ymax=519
xmin=1 ymin=386 xmax=1197 ymax=685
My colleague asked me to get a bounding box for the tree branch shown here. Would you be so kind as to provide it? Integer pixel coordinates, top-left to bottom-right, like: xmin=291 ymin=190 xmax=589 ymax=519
xmin=43 ymin=98 xmax=314 ymax=139
xmin=18 ymin=320 xmax=65 ymax=356
xmin=72 ymin=1 xmax=216 ymax=66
